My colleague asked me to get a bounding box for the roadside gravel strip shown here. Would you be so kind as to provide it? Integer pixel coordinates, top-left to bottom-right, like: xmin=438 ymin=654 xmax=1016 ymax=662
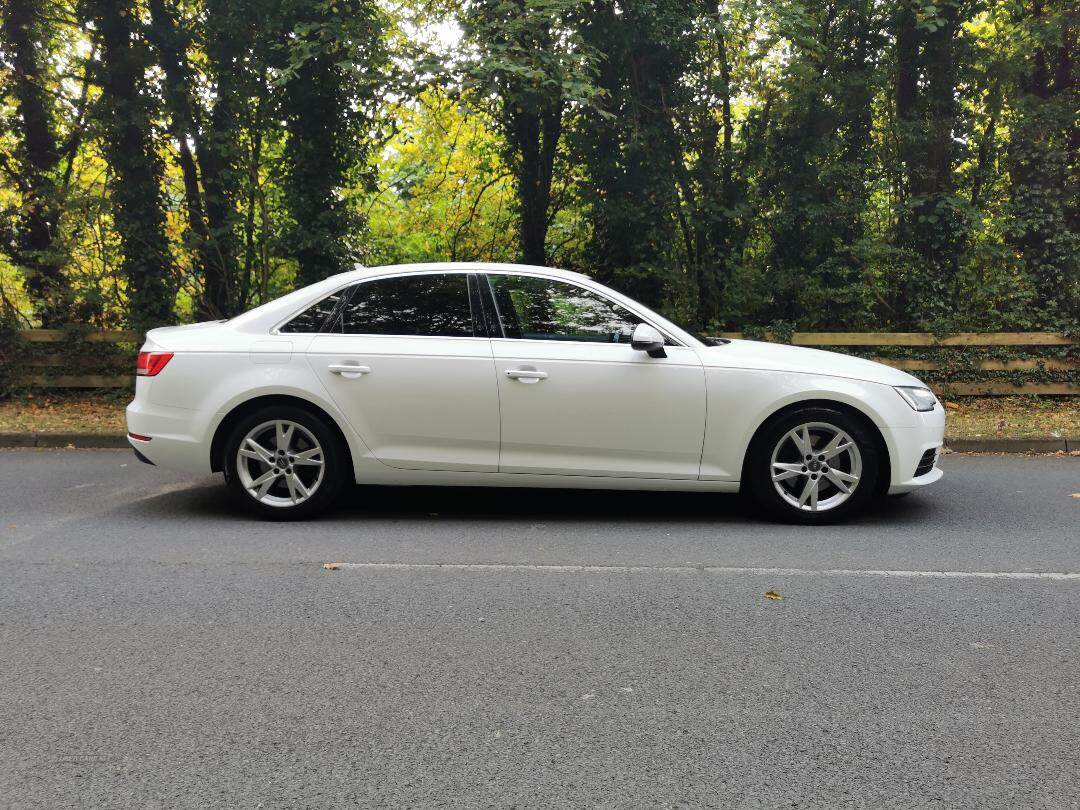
xmin=0 ymin=431 xmax=1076 ymax=452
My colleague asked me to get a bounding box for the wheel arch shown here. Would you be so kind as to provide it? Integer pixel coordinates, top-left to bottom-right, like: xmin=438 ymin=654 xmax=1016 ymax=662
xmin=210 ymin=394 xmax=355 ymax=475
xmin=740 ymin=398 xmax=892 ymax=496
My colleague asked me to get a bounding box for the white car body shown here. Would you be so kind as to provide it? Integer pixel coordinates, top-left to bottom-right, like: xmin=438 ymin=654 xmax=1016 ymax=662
xmin=126 ymin=262 xmax=944 ymax=500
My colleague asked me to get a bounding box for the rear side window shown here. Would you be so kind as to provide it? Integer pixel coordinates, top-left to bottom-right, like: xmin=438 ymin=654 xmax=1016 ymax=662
xmin=335 ymin=274 xmax=474 ymax=337
xmin=279 ymin=291 xmax=345 ymax=333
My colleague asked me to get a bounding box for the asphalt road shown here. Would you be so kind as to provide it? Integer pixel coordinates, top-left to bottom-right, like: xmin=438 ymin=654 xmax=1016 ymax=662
xmin=1 ymin=449 xmax=1078 ymax=808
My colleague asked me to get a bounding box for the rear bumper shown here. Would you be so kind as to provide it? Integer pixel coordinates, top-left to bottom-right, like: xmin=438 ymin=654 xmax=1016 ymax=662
xmin=125 ymin=397 xmax=213 ymax=476
xmin=883 ymin=408 xmax=946 ymax=494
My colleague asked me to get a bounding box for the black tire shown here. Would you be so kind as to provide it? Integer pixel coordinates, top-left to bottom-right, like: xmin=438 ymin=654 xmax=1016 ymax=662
xmin=744 ymin=406 xmax=881 ymax=525
xmin=222 ymin=404 xmax=346 ymax=520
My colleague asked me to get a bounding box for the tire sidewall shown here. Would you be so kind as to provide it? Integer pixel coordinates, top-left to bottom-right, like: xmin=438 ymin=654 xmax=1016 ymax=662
xmin=747 ymin=406 xmax=880 ymax=524
xmin=222 ymin=405 xmax=345 ymax=520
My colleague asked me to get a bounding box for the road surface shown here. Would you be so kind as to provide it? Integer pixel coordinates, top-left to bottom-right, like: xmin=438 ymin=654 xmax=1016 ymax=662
xmin=1 ymin=449 xmax=1077 ymax=807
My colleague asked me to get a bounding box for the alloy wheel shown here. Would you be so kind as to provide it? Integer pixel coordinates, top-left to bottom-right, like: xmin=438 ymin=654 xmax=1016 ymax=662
xmin=236 ymin=420 xmax=325 ymax=507
xmin=769 ymin=421 xmax=862 ymax=512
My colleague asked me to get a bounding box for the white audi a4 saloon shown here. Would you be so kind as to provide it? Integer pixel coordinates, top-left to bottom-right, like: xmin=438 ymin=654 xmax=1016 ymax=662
xmin=126 ymin=262 xmax=945 ymax=523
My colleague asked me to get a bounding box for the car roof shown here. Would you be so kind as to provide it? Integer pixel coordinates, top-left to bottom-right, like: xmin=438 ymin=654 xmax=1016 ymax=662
xmin=337 ymin=262 xmax=593 ymax=283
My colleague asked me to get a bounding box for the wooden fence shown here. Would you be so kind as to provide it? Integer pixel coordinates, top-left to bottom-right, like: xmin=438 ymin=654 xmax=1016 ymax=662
xmin=8 ymin=329 xmax=1077 ymax=395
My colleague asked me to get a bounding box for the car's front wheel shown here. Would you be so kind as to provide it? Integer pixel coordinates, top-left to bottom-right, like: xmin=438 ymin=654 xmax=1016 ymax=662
xmin=745 ymin=406 xmax=880 ymax=524
xmin=223 ymin=405 xmax=345 ymax=519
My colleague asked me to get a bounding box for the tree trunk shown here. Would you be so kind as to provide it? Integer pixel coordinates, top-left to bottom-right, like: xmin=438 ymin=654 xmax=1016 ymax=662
xmin=893 ymin=0 xmax=963 ymax=324
xmin=146 ymin=0 xmax=209 ymax=294
xmin=196 ymin=1 xmax=248 ymax=316
xmin=87 ymin=0 xmax=174 ymax=329
xmin=508 ymin=101 xmax=561 ymax=266
xmin=0 ymin=0 xmax=70 ymax=326
xmin=149 ymin=0 xmax=245 ymax=317
xmin=970 ymin=87 xmax=1002 ymax=210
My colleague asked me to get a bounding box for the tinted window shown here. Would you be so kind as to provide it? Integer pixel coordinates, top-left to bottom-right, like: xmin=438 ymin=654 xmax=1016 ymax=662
xmin=489 ymin=275 xmax=644 ymax=343
xmin=336 ymin=274 xmax=474 ymax=337
xmin=280 ymin=291 xmax=345 ymax=333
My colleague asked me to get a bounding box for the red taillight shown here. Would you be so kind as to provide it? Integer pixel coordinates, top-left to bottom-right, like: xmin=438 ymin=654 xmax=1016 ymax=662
xmin=127 ymin=432 xmax=152 ymax=442
xmin=137 ymin=351 xmax=173 ymax=376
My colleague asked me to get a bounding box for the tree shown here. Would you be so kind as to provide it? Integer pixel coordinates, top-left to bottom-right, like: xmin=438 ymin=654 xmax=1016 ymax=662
xmin=892 ymin=0 xmax=969 ymax=325
xmin=461 ymin=0 xmax=600 ymax=265
xmin=571 ymin=0 xmax=691 ymax=309
xmin=0 ymin=0 xmax=72 ymax=325
xmin=279 ymin=0 xmax=386 ymax=286
xmin=757 ymin=0 xmax=880 ymax=328
xmin=85 ymin=0 xmax=174 ymax=328
xmin=1003 ymin=0 xmax=1078 ymax=324
xmin=148 ymin=0 xmax=259 ymax=318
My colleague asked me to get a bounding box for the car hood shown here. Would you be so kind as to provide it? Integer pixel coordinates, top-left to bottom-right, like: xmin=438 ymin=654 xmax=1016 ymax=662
xmin=701 ymin=339 xmax=925 ymax=388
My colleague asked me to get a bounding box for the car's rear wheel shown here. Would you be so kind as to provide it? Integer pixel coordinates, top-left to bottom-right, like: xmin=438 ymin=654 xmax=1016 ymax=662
xmin=746 ymin=406 xmax=880 ymax=524
xmin=223 ymin=405 xmax=345 ymax=519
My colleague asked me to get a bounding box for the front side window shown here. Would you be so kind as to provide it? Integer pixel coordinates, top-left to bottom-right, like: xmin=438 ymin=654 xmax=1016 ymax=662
xmin=280 ymin=291 xmax=346 ymax=333
xmin=334 ymin=273 xmax=474 ymax=337
xmin=488 ymin=275 xmax=645 ymax=343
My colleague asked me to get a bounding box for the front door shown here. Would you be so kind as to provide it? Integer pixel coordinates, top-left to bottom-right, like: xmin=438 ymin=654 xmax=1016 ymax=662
xmin=485 ymin=274 xmax=706 ymax=479
xmin=307 ymin=272 xmax=500 ymax=472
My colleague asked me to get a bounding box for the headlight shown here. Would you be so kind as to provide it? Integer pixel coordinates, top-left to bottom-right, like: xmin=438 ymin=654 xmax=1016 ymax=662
xmin=894 ymin=386 xmax=937 ymax=412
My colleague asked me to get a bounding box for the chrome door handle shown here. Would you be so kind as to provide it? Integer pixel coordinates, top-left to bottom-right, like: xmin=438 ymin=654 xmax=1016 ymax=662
xmin=328 ymin=363 xmax=371 ymax=378
xmin=505 ymin=368 xmax=548 ymax=382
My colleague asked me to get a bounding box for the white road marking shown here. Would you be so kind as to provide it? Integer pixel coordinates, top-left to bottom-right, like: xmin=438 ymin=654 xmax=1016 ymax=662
xmin=327 ymin=562 xmax=1080 ymax=580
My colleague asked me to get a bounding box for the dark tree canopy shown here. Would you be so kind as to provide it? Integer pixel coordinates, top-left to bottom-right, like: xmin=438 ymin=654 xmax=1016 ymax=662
xmin=0 ymin=0 xmax=1075 ymax=333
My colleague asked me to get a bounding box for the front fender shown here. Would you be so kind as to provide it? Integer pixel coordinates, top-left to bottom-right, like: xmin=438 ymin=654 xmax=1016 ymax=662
xmin=699 ymin=368 xmax=916 ymax=481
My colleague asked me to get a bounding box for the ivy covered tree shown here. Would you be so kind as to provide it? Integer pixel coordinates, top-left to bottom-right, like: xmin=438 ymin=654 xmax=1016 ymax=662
xmin=0 ymin=0 xmax=73 ymax=325
xmin=892 ymin=0 xmax=970 ymax=326
xmin=1002 ymin=0 xmax=1078 ymax=326
xmin=84 ymin=0 xmax=175 ymax=328
xmin=279 ymin=0 xmax=387 ymax=286
xmin=570 ymin=0 xmax=692 ymax=309
xmin=461 ymin=0 xmax=601 ymax=266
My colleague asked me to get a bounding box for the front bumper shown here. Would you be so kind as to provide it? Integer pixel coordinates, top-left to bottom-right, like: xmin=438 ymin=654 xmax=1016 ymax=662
xmin=883 ymin=406 xmax=946 ymax=494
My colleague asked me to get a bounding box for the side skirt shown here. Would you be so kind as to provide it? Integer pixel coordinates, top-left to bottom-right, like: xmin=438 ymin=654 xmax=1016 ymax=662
xmin=348 ymin=467 xmax=740 ymax=493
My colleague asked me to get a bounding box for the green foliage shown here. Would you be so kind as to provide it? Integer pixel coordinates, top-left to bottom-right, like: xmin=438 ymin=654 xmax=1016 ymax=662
xmin=367 ymin=90 xmax=519 ymax=264
xmin=278 ymin=0 xmax=389 ymax=286
xmin=83 ymin=0 xmax=176 ymax=330
xmin=460 ymin=0 xmax=602 ymax=264
xmin=0 ymin=0 xmax=1074 ymax=344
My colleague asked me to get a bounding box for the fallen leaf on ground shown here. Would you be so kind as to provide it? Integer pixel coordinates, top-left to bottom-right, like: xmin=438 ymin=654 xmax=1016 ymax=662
xmin=1071 ymin=493 xmax=1080 ymax=499
xmin=322 ymin=562 xmax=340 ymax=571
xmin=764 ymin=590 xmax=783 ymax=600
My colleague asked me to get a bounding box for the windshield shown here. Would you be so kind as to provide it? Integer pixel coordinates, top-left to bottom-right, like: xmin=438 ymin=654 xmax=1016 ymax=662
xmin=691 ymin=332 xmax=728 ymax=346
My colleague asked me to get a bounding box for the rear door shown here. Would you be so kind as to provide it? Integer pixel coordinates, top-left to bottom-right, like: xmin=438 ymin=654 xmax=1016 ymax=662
xmin=304 ymin=272 xmax=500 ymax=472
xmin=484 ymin=273 xmax=706 ymax=479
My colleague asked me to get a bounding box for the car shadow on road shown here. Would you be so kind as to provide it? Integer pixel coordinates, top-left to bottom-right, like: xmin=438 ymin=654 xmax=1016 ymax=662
xmin=124 ymin=476 xmax=935 ymax=527
xmin=330 ymin=484 xmax=935 ymax=526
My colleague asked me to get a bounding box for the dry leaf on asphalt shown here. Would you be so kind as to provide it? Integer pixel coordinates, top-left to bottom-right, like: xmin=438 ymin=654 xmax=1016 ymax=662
xmin=322 ymin=562 xmax=340 ymax=571
xmin=1071 ymin=493 xmax=1080 ymax=498
xmin=764 ymin=590 xmax=783 ymax=600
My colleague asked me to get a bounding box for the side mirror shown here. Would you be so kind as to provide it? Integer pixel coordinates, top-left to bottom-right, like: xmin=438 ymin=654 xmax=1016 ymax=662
xmin=630 ymin=323 xmax=667 ymax=358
